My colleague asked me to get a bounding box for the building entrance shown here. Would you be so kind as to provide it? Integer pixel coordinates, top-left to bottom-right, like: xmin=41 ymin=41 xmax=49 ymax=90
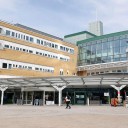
xmin=23 ymin=91 xmax=33 ymax=105
xmin=74 ymin=91 xmax=87 ymax=105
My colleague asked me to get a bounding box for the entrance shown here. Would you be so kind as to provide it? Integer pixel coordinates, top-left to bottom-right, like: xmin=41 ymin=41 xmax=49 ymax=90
xmin=23 ymin=91 xmax=33 ymax=105
xmin=74 ymin=91 xmax=86 ymax=105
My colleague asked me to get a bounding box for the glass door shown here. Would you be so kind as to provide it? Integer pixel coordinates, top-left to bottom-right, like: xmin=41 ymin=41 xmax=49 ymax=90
xmin=23 ymin=92 xmax=33 ymax=105
xmin=74 ymin=91 xmax=86 ymax=105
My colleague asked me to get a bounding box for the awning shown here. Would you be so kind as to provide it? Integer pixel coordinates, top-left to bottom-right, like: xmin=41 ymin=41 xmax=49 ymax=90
xmin=0 ymin=73 xmax=128 ymax=89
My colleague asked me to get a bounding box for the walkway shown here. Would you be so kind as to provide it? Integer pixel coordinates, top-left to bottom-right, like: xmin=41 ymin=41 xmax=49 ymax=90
xmin=0 ymin=105 xmax=128 ymax=128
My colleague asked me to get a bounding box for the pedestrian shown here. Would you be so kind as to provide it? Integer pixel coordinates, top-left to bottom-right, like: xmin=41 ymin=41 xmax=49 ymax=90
xmin=65 ymin=95 xmax=71 ymax=109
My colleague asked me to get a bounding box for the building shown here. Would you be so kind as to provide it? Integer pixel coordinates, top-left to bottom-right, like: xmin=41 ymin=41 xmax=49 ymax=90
xmin=64 ymin=31 xmax=96 ymax=45
xmin=63 ymin=28 xmax=128 ymax=105
xmin=77 ymin=30 xmax=128 ymax=76
xmin=0 ymin=20 xmax=78 ymax=77
xmin=0 ymin=20 xmax=78 ymax=105
xmin=88 ymin=21 xmax=103 ymax=36
xmin=0 ymin=20 xmax=128 ymax=106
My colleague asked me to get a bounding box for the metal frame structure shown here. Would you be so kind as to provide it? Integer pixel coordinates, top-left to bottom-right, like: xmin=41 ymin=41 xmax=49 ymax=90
xmin=0 ymin=73 xmax=128 ymax=106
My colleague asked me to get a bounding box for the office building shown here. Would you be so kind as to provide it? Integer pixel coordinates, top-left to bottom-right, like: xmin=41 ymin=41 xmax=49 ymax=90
xmin=0 ymin=20 xmax=78 ymax=77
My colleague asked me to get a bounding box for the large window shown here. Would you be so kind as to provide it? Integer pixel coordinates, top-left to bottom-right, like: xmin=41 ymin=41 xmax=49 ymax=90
xmin=78 ymin=34 xmax=128 ymax=66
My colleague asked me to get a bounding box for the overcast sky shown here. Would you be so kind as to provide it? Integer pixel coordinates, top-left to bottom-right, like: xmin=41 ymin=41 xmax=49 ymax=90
xmin=0 ymin=0 xmax=128 ymax=38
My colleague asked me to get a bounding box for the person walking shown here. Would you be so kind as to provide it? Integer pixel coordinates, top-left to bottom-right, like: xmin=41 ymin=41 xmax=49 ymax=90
xmin=65 ymin=95 xmax=71 ymax=109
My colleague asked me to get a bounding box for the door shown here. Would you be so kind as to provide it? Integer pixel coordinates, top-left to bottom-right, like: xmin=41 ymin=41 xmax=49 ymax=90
xmin=23 ymin=91 xmax=33 ymax=105
xmin=74 ymin=91 xmax=86 ymax=105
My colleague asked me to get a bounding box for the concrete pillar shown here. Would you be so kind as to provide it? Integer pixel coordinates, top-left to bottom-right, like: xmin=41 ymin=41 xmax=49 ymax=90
xmin=53 ymin=85 xmax=66 ymax=106
xmin=0 ymin=86 xmax=8 ymax=105
xmin=25 ymin=92 xmax=27 ymax=104
xmin=32 ymin=92 xmax=34 ymax=105
xmin=21 ymin=91 xmax=24 ymax=105
xmin=43 ymin=91 xmax=45 ymax=105
xmin=58 ymin=90 xmax=62 ymax=106
xmin=87 ymin=97 xmax=89 ymax=106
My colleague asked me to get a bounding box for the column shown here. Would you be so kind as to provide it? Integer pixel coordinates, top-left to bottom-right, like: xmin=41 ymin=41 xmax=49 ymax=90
xmin=32 ymin=92 xmax=34 ymax=105
xmin=21 ymin=91 xmax=24 ymax=105
xmin=53 ymin=85 xmax=66 ymax=106
xmin=43 ymin=91 xmax=45 ymax=105
xmin=0 ymin=86 xmax=8 ymax=105
xmin=87 ymin=97 xmax=89 ymax=106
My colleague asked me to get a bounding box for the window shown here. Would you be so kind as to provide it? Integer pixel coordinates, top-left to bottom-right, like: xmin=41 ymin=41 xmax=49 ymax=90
xmin=18 ymin=34 xmax=20 ymax=38
xmin=6 ymin=30 xmax=10 ymax=36
xmin=41 ymin=40 xmax=43 ymax=45
xmin=23 ymin=49 xmax=26 ymax=52
xmin=24 ymin=35 xmax=26 ymax=39
xmin=35 ymin=67 xmax=39 ymax=71
xmin=8 ymin=64 xmax=12 ymax=69
xmin=28 ymin=67 xmax=32 ymax=70
xmin=44 ymin=41 xmax=47 ymax=46
xmin=12 ymin=32 xmax=15 ymax=37
xmin=0 ymin=28 xmax=2 ymax=33
xmin=30 ymin=37 xmax=33 ymax=42
xmin=4 ymin=45 xmax=9 ymax=48
xmin=60 ymin=71 xmax=63 ymax=75
xmin=55 ymin=44 xmax=58 ymax=49
xmin=60 ymin=69 xmax=63 ymax=75
xmin=26 ymin=36 xmax=29 ymax=41
xmin=19 ymin=65 xmax=22 ymax=68
xmin=29 ymin=50 xmax=33 ymax=53
xmin=16 ymin=33 xmax=18 ymax=38
xmin=16 ymin=47 xmax=19 ymax=50
xmin=37 ymin=39 xmax=40 ymax=44
xmin=52 ymin=44 xmax=54 ymax=48
xmin=2 ymin=63 xmax=7 ymax=68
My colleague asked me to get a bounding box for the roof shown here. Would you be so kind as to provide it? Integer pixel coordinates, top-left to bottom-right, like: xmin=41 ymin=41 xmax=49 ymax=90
xmin=64 ymin=31 xmax=97 ymax=38
xmin=77 ymin=30 xmax=128 ymax=45
xmin=15 ymin=24 xmax=63 ymax=41
xmin=0 ymin=73 xmax=128 ymax=89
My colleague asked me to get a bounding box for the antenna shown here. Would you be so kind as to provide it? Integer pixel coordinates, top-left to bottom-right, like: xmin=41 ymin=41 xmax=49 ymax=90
xmin=96 ymin=8 xmax=98 ymax=21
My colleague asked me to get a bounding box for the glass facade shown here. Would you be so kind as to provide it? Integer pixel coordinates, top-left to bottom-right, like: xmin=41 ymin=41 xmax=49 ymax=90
xmin=78 ymin=34 xmax=128 ymax=66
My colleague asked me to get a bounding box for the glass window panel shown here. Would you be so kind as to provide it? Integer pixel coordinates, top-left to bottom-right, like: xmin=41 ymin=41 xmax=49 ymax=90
xmin=114 ymin=47 xmax=120 ymax=54
xmin=109 ymin=41 xmax=114 ymax=48
xmin=120 ymin=57 xmax=127 ymax=61
xmin=96 ymin=43 xmax=102 ymax=50
xmin=120 ymin=54 xmax=126 ymax=57
xmin=102 ymin=42 xmax=108 ymax=49
xmin=102 ymin=49 xmax=107 ymax=53
xmin=114 ymin=40 xmax=120 ymax=47
xmin=96 ymin=50 xmax=102 ymax=55
xmin=12 ymin=32 xmax=15 ymax=37
xmin=113 ymin=58 xmax=120 ymax=62
xmin=120 ymin=39 xmax=127 ymax=47
xmin=87 ymin=45 xmax=91 ymax=51
xmin=108 ymin=56 xmax=113 ymax=62
xmin=6 ymin=30 xmax=10 ymax=35
xmin=120 ymin=46 xmax=126 ymax=54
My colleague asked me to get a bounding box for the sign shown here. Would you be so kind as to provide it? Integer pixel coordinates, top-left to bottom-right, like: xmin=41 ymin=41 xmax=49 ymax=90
xmin=104 ymin=92 xmax=109 ymax=96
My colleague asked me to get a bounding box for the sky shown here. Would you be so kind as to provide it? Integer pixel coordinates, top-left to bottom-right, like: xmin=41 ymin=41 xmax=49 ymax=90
xmin=0 ymin=0 xmax=128 ymax=38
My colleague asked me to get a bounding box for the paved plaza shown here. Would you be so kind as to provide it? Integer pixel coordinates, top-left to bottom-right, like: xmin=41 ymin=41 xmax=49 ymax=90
xmin=0 ymin=105 xmax=128 ymax=128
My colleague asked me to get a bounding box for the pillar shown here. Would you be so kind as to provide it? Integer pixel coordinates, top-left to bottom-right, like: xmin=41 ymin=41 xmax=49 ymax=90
xmin=53 ymin=85 xmax=66 ymax=106
xmin=43 ymin=90 xmax=45 ymax=105
xmin=0 ymin=86 xmax=8 ymax=105
xmin=87 ymin=97 xmax=89 ymax=106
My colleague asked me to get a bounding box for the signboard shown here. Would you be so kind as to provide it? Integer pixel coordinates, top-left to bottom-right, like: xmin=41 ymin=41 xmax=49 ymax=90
xmin=104 ymin=92 xmax=109 ymax=96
